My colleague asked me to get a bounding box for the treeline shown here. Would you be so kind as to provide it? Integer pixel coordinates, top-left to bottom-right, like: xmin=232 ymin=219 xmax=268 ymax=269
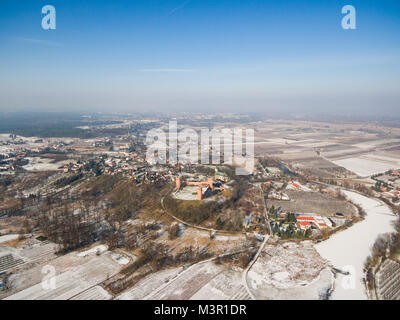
xmin=0 ymin=202 xmax=25 ymax=217
xmin=164 ymin=196 xmax=222 ymax=224
xmin=108 ymin=179 xmax=165 ymax=213
xmin=364 ymin=218 xmax=400 ymax=291
xmin=366 ymin=218 xmax=400 ymax=269
xmin=270 ymin=220 xmax=312 ymax=239
xmin=82 ymin=175 xmax=121 ymax=198
xmin=102 ymin=180 xmax=166 ymax=249
xmin=258 ymin=156 xmax=281 ymax=168
xmin=195 ymin=165 xmax=235 ymax=180
xmin=0 ymin=112 xmax=126 ymax=138
xmin=379 ymin=196 xmax=400 ymax=216
xmin=0 ymin=176 xmax=13 ymax=188
xmin=215 ymin=212 xmax=244 ymax=231
xmin=54 ymin=173 xmax=83 ymax=188
xmin=39 ymin=147 xmax=66 ymax=155
xmin=37 ymin=203 xmax=102 ymax=253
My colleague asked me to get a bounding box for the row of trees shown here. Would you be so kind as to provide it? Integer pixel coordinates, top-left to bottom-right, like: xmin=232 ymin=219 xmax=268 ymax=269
xmin=270 ymin=221 xmax=312 ymax=239
xmin=54 ymin=173 xmax=83 ymax=188
xmin=164 ymin=196 xmax=223 ymax=225
xmin=37 ymin=202 xmax=102 ymax=253
xmin=364 ymin=216 xmax=400 ymax=292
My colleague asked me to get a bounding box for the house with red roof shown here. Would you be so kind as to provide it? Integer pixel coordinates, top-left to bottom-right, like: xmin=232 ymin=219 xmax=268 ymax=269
xmin=298 ymin=221 xmax=311 ymax=231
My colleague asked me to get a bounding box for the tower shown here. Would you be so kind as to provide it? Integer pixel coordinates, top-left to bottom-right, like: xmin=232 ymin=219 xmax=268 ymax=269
xmin=197 ymin=186 xmax=203 ymax=200
xmin=208 ymin=177 xmax=213 ymax=191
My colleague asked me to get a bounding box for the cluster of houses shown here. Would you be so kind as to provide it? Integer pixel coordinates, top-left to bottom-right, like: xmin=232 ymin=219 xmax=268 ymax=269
xmin=267 ymin=191 xmax=290 ymax=200
xmin=0 ymin=135 xmax=70 ymax=173
xmin=0 ymin=149 xmax=28 ymax=172
xmin=264 ymin=166 xmax=282 ymax=177
xmin=62 ymin=153 xmax=224 ymax=187
xmin=269 ymin=212 xmax=336 ymax=238
xmin=286 ymin=180 xmax=312 ymax=191
xmin=372 ymin=169 xmax=400 ymax=206
xmin=92 ymin=138 xmax=112 ymax=148
xmin=0 ymin=137 xmax=25 ymax=146
xmin=294 ymin=215 xmax=333 ymax=231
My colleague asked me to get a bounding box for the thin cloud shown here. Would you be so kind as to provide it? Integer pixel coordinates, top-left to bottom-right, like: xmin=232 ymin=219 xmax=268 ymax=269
xmin=166 ymin=0 xmax=191 ymax=17
xmin=15 ymin=37 xmax=63 ymax=47
xmin=137 ymin=68 xmax=196 ymax=72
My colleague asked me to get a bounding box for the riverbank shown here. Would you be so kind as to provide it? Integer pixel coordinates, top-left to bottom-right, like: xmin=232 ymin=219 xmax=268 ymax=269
xmin=315 ymin=190 xmax=396 ymax=299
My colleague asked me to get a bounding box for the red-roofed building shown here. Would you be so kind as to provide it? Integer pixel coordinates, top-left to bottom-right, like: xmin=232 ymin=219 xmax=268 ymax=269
xmin=298 ymin=221 xmax=311 ymax=230
xmin=296 ymin=216 xmax=315 ymax=222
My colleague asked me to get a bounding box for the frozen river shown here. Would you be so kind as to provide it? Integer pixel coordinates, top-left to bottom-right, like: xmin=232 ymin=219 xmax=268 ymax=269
xmin=315 ymin=190 xmax=396 ymax=300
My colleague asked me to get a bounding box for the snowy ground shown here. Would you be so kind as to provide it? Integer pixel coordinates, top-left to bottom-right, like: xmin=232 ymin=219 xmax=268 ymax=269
xmin=315 ymin=190 xmax=397 ymax=300
xmin=190 ymin=267 xmax=245 ymax=300
xmin=110 ymin=253 xmax=130 ymax=265
xmin=77 ymin=245 xmax=108 ymax=257
xmin=332 ymin=156 xmax=400 ymax=176
xmin=70 ymin=285 xmax=112 ymax=300
xmin=247 ymin=242 xmax=333 ymax=300
xmin=143 ymin=261 xmax=226 ymax=300
xmin=118 ymin=260 xmax=247 ymax=300
xmin=4 ymin=247 xmax=122 ymax=300
xmin=353 ymin=139 xmax=400 ymax=149
xmin=22 ymin=157 xmax=63 ymax=171
xmin=117 ymin=267 xmax=184 ymax=300
xmin=1 ymin=242 xmax=126 ymax=300
xmin=173 ymin=186 xmax=199 ymax=201
xmin=0 ymin=234 xmax=19 ymax=244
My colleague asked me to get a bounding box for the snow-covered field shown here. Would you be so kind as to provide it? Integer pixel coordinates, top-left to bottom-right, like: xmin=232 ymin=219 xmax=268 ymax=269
xmin=190 ymin=267 xmax=245 ymax=300
xmin=110 ymin=253 xmax=130 ymax=265
xmin=70 ymin=285 xmax=112 ymax=300
xmin=117 ymin=267 xmax=184 ymax=300
xmin=0 ymin=234 xmax=19 ymax=244
xmin=125 ymin=260 xmax=249 ymax=300
xmin=295 ymin=141 xmax=337 ymax=148
xmin=23 ymin=157 xmax=63 ymax=171
xmin=247 ymin=242 xmax=333 ymax=300
xmin=353 ymin=139 xmax=400 ymax=149
xmin=143 ymin=261 xmax=226 ymax=300
xmin=315 ymin=190 xmax=396 ymax=300
xmin=77 ymin=245 xmax=108 ymax=257
xmin=4 ymin=246 xmax=122 ymax=300
xmin=332 ymin=156 xmax=400 ymax=176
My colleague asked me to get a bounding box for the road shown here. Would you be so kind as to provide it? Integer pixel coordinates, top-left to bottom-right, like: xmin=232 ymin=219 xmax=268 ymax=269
xmin=242 ymin=183 xmax=271 ymax=300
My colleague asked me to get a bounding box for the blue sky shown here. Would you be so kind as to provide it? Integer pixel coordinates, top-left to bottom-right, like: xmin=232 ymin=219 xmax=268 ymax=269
xmin=0 ymin=0 xmax=399 ymax=115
